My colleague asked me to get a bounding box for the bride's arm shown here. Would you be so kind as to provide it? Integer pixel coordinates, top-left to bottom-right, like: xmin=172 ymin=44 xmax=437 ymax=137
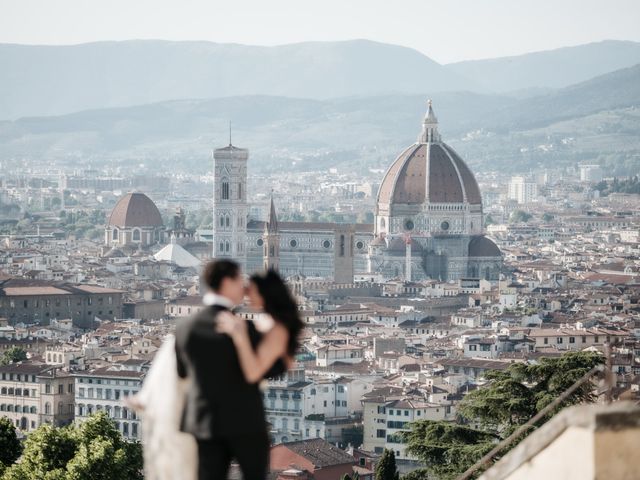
xmin=217 ymin=312 xmax=289 ymax=384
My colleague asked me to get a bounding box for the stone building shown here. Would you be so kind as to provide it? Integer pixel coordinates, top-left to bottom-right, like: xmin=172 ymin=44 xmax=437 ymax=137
xmin=104 ymin=192 xmax=165 ymax=247
xmin=0 ymin=362 xmax=75 ymax=432
xmin=0 ymin=278 xmax=124 ymax=328
xmin=368 ymin=101 xmax=502 ymax=281
xmin=73 ymin=367 xmax=144 ymax=440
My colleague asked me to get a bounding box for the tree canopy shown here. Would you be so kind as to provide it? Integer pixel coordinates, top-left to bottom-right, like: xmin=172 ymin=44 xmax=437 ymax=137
xmin=1 ymin=412 xmax=142 ymax=480
xmin=0 ymin=418 xmax=21 ymax=469
xmin=375 ymin=449 xmax=399 ymax=480
xmin=1 ymin=347 xmax=27 ymax=366
xmin=402 ymin=352 xmax=603 ymax=479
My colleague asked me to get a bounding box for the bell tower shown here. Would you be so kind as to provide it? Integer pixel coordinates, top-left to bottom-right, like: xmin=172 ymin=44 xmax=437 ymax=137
xmin=212 ymin=136 xmax=248 ymax=269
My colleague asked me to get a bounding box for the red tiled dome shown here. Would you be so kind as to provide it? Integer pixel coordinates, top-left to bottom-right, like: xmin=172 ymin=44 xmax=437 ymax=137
xmin=107 ymin=193 xmax=163 ymax=228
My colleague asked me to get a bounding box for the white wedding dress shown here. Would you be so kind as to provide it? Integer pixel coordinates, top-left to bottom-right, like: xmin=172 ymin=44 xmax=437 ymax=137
xmin=131 ymin=335 xmax=198 ymax=480
xmin=131 ymin=315 xmax=274 ymax=479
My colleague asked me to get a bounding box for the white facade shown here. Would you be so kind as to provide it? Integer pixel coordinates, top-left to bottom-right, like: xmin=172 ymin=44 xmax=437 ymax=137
xmin=74 ymin=368 xmax=144 ymax=440
xmin=508 ymin=176 xmax=538 ymax=204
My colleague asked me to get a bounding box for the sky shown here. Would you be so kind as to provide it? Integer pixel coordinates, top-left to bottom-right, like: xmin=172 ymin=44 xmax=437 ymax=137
xmin=1 ymin=0 xmax=639 ymax=64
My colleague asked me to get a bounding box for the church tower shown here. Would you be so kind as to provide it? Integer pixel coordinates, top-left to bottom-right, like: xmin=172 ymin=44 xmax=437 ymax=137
xmin=212 ymin=139 xmax=248 ymax=269
xmin=263 ymin=196 xmax=280 ymax=271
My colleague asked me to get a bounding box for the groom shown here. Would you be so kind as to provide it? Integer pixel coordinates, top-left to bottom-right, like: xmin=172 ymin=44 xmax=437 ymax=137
xmin=175 ymin=259 xmax=273 ymax=480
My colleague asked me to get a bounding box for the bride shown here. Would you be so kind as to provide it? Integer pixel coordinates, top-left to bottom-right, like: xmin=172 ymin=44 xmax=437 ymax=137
xmin=128 ymin=269 xmax=302 ymax=480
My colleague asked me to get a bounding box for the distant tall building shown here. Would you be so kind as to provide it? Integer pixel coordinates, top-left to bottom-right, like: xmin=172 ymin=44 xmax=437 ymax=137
xmin=508 ymin=176 xmax=538 ymax=204
xmin=579 ymin=164 xmax=603 ymax=183
xmin=211 ymin=142 xmax=249 ymax=269
xmin=205 ymin=101 xmax=501 ymax=282
xmin=369 ymin=101 xmax=502 ymax=281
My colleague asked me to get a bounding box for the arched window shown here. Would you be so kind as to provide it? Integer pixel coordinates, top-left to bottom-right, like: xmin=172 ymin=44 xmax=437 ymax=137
xmin=8 ymin=388 xmax=14 ymax=396
xmin=45 ymin=402 xmax=51 ymax=415
xmin=1 ymin=387 xmax=6 ymax=395
xmin=0 ymin=404 xmax=5 ymax=411
xmin=225 ymin=216 xmax=230 ymax=227
xmin=219 ymin=242 xmax=224 ymax=253
xmin=225 ymin=241 xmax=230 ymax=253
xmin=112 ymin=229 xmax=118 ymax=240
xmin=220 ymin=216 xmax=225 ymax=227
xmin=132 ymin=229 xmax=141 ymax=241
xmin=238 ymin=182 xmax=242 ymax=200
xmin=58 ymin=402 xmax=64 ymax=415
xmin=222 ymin=181 xmax=230 ymax=200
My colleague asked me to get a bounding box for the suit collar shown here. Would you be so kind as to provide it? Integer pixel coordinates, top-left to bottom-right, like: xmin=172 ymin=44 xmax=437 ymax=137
xmin=202 ymin=292 xmax=235 ymax=309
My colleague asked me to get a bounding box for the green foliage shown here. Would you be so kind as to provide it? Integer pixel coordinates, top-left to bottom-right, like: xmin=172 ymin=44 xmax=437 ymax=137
xmin=375 ymin=449 xmax=399 ymax=480
xmin=403 ymin=422 xmax=496 ymax=480
xmin=1 ymin=412 xmax=143 ymax=480
xmin=403 ymin=352 xmax=603 ymax=479
xmin=1 ymin=347 xmax=28 ymax=365
xmin=342 ymin=425 xmax=364 ymax=448
xmin=509 ymin=210 xmax=532 ymax=223
xmin=5 ymin=424 xmax=77 ymax=480
xmin=400 ymin=469 xmax=429 ymax=480
xmin=594 ymin=176 xmax=640 ymax=196
xmin=460 ymin=351 xmax=602 ymax=431
xmin=0 ymin=418 xmax=21 ymax=467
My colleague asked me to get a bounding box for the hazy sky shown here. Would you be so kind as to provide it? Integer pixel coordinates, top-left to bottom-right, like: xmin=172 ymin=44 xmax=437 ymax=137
xmin=1 ymin=0 xmax=639 ymax=63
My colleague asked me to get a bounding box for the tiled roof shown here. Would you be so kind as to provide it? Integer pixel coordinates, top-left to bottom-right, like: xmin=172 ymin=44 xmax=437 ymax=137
xmin=280 ymin=438 xmax=355 ymax=468
xmin=107 ymin=192 xmax=163 ymax=228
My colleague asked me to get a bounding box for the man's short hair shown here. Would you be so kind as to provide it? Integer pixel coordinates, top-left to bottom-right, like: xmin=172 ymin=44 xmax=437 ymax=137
xmin=202 ymin=260 xmax=240 ymax=292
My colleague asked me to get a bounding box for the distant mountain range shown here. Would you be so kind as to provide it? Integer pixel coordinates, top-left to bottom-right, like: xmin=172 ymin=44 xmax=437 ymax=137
xmin=1 ymin=61 xmax=638 ymax=175
xmin=1 ymin=39 xmax=640 ymax=120
xmin=448 ymin=40 xmax=640 ymax=93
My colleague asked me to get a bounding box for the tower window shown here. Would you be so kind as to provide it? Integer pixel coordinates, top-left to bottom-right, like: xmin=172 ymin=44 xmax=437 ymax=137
xmin=225 ymin=241 xmax=230 ymax=252
xmin=219 ymin=242 xmax=224 ymax=253
xmin=112 ymin=229 xmax=118 ymax=240
xmin=225 ymin=216 xmax=230 ymax=227
xmin=238 ymin=182 xmax=242 ymax=200
xmin=340 ymin=234 xmax=345 ymax=257
xmin=220 ymin=216 xmax=224 ymax=227
xmin=222 ymin=182 xmax=230 ymax=200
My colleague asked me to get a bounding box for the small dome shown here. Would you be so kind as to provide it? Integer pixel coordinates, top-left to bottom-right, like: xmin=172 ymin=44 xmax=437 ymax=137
xmin=108 ymin=193 xmax=163 ymax=228
xmin=468 ymin=236 xmax=501 ymax=257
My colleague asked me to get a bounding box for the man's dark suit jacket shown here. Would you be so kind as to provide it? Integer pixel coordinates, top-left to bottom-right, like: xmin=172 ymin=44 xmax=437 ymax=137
xmin=175 ymin=304 xmax=281 ymax=440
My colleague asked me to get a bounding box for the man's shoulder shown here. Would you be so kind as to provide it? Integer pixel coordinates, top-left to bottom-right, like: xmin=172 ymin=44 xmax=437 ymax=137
xmin=176 ymin=307 xmax=216 ymax=342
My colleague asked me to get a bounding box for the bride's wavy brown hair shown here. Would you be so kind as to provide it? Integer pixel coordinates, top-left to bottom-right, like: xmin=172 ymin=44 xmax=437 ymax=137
xmin=249 ymin=269 xmax=303 ymax=357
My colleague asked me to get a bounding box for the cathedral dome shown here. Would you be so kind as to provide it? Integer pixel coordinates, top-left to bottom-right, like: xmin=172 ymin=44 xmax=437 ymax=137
xmin=468 ymin=236 xmax=501 ymax=257
xmin=377 ymin=102 xmax=481 ymax=207
xmin=108 ymin=193 xmax=163 ymax=228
